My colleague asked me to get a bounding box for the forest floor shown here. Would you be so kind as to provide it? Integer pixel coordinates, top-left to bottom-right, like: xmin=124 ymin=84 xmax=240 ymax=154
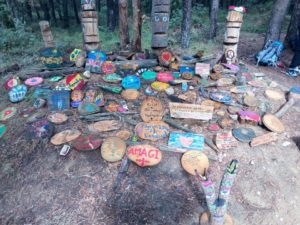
xmin=0 ymin=31 xmax=300 ymax=225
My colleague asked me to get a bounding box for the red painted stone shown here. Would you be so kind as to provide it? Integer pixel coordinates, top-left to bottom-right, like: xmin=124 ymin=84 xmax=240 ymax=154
xmin=157 ymin=71 xmax=174 ymax=83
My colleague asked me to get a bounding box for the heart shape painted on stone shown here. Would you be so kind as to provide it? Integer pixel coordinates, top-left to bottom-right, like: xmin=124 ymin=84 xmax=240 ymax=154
xmin=179 ymin=136 xmax=193 ymax=147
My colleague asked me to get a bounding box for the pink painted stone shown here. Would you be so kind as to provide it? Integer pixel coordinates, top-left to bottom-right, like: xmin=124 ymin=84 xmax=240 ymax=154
xmin=157 ymin=72 xmax=174 ymax=83
xmin=208 ymin=123 xmax=220 ymax=131
xmin=238 ymin=110 xmax=261 ymax=122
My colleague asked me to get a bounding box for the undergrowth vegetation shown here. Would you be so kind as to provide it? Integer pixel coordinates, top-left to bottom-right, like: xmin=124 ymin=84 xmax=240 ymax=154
xmin=0 ymin=2 xmax=289 ymax=67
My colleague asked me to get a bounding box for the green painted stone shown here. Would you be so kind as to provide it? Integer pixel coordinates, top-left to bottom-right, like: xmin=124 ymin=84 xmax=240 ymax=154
xmin=103 ymin=73 xmax=122 ymax=83
xmin=0 ymin=124 xmax=6 ymax=138
xmin=97 ymin=83 xmax=122 ymax=94
xmin=49 ymin=76 xmax=63 ymax=82
xmin=78 ymin=102 xmax=101 ymax=115
xmin=142 ymin=71 xmax=157 ymax=82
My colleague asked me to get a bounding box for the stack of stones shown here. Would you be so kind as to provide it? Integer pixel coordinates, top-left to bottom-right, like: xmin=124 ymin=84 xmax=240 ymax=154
xmin=81 ymin=0 xmax=100 ymax=51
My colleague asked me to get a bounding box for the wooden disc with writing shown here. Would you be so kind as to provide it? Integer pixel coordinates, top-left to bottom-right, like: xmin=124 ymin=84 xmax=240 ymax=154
xmin=101 ymin=137 xmax=126 ymax=162
xmin=135 ymin=121 xmax=169 ymax=141
xmin=181 ymin=150 xmax=209 ymax=176
xmin=140 ymin=96 xmax=164 ymax=122
xmin=121 ymin=89 xmax=140 ymax=101
xmin=51 ymin=129 xmax=81 ymax=145
xmin=262 ymin=114 xmax=285 ymax=133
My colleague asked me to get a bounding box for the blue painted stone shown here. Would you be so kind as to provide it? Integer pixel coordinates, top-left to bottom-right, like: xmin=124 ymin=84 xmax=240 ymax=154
xmin=232 ymin=127 xmax=256 ymax=143
xmin=180 ymin=65 xmax=194 ymax=73
xmin=122 ymin=75 xmax=141 ymax=89
xmin=172 ymin=72 xmax=181 ymax=78
xmin=210 ymin=91 xmax=232 ymax=104
xmin=181 ymin=82 xmax=188 ymax=92
xmin=168 ymin=131 xmax=204 ymax=150
xmin=8 ymin=84 xmax=27 ymax=102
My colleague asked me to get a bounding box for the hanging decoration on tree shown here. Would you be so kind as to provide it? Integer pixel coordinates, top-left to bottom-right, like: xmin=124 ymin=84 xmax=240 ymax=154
xmin=223 ymin=6 xmax=246 ymax=64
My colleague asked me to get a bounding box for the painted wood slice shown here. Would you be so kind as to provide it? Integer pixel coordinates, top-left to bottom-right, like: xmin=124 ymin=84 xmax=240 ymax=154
xmin=232 ymin=127 xmax=256 ymax=143
xmin=101 ymin=137 xmax=126 ymax=162
xmin=127 ymin=145 xmax=162 ymax=167
xmin=121 ymin=89 xmax=140 ymax=101
xmin=262 ymin=114 xmax=285 ymax=133
xmin=135 ymin=121 xmax=169 ymax=141
xmin=25 ymin=77 xmax=44 ymax=86
xmin=51 ymin=129 xmax=81 ymax=145
xmin=47 ymin=112 xmax=68 ymax=124
xmin=265 ymin=89 xmax=285 ymax=100
xmin=88 ymin=120 xmax=121 ymax=133
xmin=181 ymin=150 xmax=209 ymax=176
xmin=215 ymin=131 xmax=238 ymax=150
xmin=73 ymin=134 xmax=102 ymax=152
xmin=115 ymin=129 xmax=132 ymax=140
xmin=140 ymin=97 xmax=164 ymax=122
xmin=244 ymin=95 xmax=258 ymax=107
xmin=0 ymin=107 xmax=17 ymax=121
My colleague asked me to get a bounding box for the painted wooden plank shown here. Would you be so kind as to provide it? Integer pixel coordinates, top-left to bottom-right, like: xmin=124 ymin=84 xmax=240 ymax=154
xmin=168 ymin=131 xmax=204 ymax=150
xmin=169 ymin=102 xmax=214 ymax=120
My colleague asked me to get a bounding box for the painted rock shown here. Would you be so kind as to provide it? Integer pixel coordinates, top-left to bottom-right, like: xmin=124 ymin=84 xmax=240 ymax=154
xmin=66 ymin=73 xmax=85 ymax=90
xmin=127 ymin=145 xmax=162 ymax=167
xmin=0 ymin=107 xmax=17 ymax=121
xmin=101 ymin=137 xmax=126 ymax=162
xmin=238 ymin=110 xmax=261 ymax=123
xmin=157 ymin=71 xmax=174 ymax=83
xmin=101 ymin=61 xmax=116 ymax=74
xmin=8 ymin=85 xmax=27 ymax=102
xmin=33 ymin=98 xmax=46 ymax=108
xmin=228 ymin=106 xmax=242 ymax=114
xmin=136 ymin=68 xmax=149 ymax=76
xmin=165 ymin=87 xmax=175 ymax=95
xmin=142 ymin=71 xmax=157 ymax=82
xmin=244 ymin=95 xmax=258 ymax=107
xmin=215 ymin=131 xmax=238 ymax=150
xmin=230 ymin=85 xmax=248 ymax=94
xmin=75 ymin=52 xmax=87 ymax=68
xmin=208 ymin=123 xmax=220 ymax=131
xmin=103 ymin=73 xmax=122 ymax=83
xmin=49 ymin=76 xmax=63 ymax=82
xmin=121 ymin=89 xmax=140 ymax=101
xmin=115 ymin=129 xmax=132 ymax=141
xmin=70 ymin=48 xmax=81 ymax=62
xmin=181 ymin=151 xmax=209 ymax=176
xmin=159 ymin=49 xmax=173 ymax=66
xmin=28 ymin=119 xmax=54 ymax=139
xmin=122 ymin=75 xmax=141 ymax=89
xmin=88 ymin=120 xmax=121 ymax=133
xmin=232 ymin=127 xmax=256 ymax=143
xmin=40 ymin=47 xmax=63 ymax=68
xmin=180 ymin=65 xmax=194 ymax=73
xmin=71 ymin=90 xmax=84 ymax=101
xmin=73 ymin=134 xmax=102 ymax=152
xmin=51 ymin=129 xmax=81 ymax=145
xmin=82 ymin=70 xmax=91 ymax=79
xmin=172 ymin=72 xmax=181 ymax=78
xmin=25 ymin=77 xmax=43 ymax=86
xmin=78 ymin=102 xmax=100 ymax=115
xmin=5 ymin=77 xmax=20 ymax=90
xmin=182 ymin=72 xmax=193 ymax=80
xmin=218 ymin=117 xmax=235 ymax=129
xmin=97 ymin=83 xmax=123 ymax=94
xmin=210 ymin=73 xmax=222 ymax=81
xmin=168 ymin=132 xmax=204 ymax=150
xmin=47 ymin=112 xmax=68 ymax=124
xmin=84 ymin=88 xmax=105 ymax=106
xmin=210 ymin=91 xmax=232 ymax=104
xmin=151 ymin=81 xmax=170 ymax=92
xmin=144 ymin=86 xmax=158 ymax=96
xmin=105 ymin=101 xmax=121 ymax=112
xmin=213 ymin=64 xmax=224 ymax=73
xmin=181 ymin=82 xmax=188 ymax=92
xmin=0 ymin=124 xmax=7 ymax=138
xmin=135 ymin=121 xmax=169 ymax=141
xmin=140 ymin=97 xmax=164 ymax=122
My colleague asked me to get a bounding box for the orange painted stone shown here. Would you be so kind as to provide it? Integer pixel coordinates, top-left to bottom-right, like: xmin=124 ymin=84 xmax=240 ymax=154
xmin=135 ymin=121 xmax=169 ymax=141
xmin=121 ymin=89 xmax=140 ymax=101
xmin=181 ymin=150 xmax=209 ymax=176
xmin=127 ymin=145 xmax=162 ymax=167
xmin=101 ymin=137 xmax=126 ymax=162
xmin=140 ymin=96 xmax=164 ymax=122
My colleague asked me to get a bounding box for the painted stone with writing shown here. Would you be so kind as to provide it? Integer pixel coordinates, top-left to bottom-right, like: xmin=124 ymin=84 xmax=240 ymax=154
xmin=140 ymin=97 xmax=164 ymax=122
xmin=127 ymin=145 xmax=162 ymax=167
xmin=157 ymin=71 xmax=174 ymax=83
xmin=135 ymin=121 xmax=169 ymax=141
xmin=66 ymin=73 xmax=85 ymax=90
xmin=151 ymin=81 xmax=170 ymax=92
xmin=215 ymin=131 xmax=238 ymax=150
xmin=101 ymin=137 xmax=126 ymax=162
xmin=103 ymin=73 xmax=122 ymax=83
xmin=122 ymin=75 xmax=141 ymax=89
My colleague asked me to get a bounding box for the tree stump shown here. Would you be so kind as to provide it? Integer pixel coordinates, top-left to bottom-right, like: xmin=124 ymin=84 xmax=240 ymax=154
xmin=39 ymin=21 xmax=55 ymax=48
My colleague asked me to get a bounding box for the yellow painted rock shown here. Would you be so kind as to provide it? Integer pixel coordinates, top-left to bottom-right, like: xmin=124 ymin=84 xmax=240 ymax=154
xmin=151 ymin=81 xmax=170 ymax=92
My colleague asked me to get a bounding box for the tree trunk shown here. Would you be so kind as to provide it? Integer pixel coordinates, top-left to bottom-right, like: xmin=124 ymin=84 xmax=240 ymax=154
xmin=6 ymin=0 xmax=20 ymax=23
xmin=49 ymin=0 xmax=57 ymax=25
xmin=119 ymin=0 xmax=130 ymax=49
xmin=107 ymin=0 xmax=115 ymax=31
xmin=25 ymin=1 xmax=33 ymax=21
xmin=57 ymin=0 xmax=63 ymax=21
xmin=264 ymin=0 xmax=291 ymax=45
xmin=39 ymin=0 xmax=51 ymax=21
xmin=209 ymin=0 xmax=219 ymax=39
xmin=285 ymin=0 xmax=300 ymax=50
xmin=73 ymin=0 xmax=80 ymax=24
xmin=97 ymin=0 xmax=101 ymax=12
xmin=63 ymin=0 xmax=69 ymax=28
xmin=181 ymin=0 xmax=192 ymax=48
xmin=132 ymin=0 xmax=142 ymax=52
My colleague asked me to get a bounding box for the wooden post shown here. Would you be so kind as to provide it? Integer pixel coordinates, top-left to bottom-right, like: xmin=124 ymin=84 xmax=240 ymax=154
xmin=132 ymin=0 xmax=142 ymax=52
xmin=223 ymin=7 xmax=245 ymax=64
xmin=119 ymin=0 xmax=130 ymax=50
xmin=151 ymin=0 xmax=171 ymax=50
xmin=81 ymin=0 xmax=100 ymax=51
xmin=39 ymin=21 xmax=55 ymax=48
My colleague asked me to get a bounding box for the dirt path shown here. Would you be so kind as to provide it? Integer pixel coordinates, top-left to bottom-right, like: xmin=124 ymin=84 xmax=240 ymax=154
xmin=0 ymin=32 xmax=300 ymax=225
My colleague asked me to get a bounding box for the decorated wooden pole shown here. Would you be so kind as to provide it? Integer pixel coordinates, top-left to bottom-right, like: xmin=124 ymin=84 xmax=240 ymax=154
xmin=198 ymin=160 xmax=238 ymax=225
xmin=223 ymin=6 xmax=245 ymax=64
xmin=39 ymin=21 xmax=55 ymax=47
xmin=119 ymin=0 xmax=130 ymax=50
xmin=132 ymin=0 xmax=142 ymax=52
xmin=81 ymin=0 xmax=100 ymax=51
xmin=151 ymin=0 xmax=171 ymax=50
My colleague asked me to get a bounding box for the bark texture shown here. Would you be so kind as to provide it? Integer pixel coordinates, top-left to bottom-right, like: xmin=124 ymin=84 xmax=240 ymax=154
xmin=119 ymin=0 xmax=130 ymax=49
xmin=209 ymin=0 xmax=219 ymax=39
xmin=181 ymin=0 xmax=192 ymax=48
xmin=132 ymin=0 xmax=142 ymax=52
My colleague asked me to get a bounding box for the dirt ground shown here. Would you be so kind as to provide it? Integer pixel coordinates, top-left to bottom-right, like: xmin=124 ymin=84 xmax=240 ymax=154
xmin=0 ymin=32 xmax=300 ymax=225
